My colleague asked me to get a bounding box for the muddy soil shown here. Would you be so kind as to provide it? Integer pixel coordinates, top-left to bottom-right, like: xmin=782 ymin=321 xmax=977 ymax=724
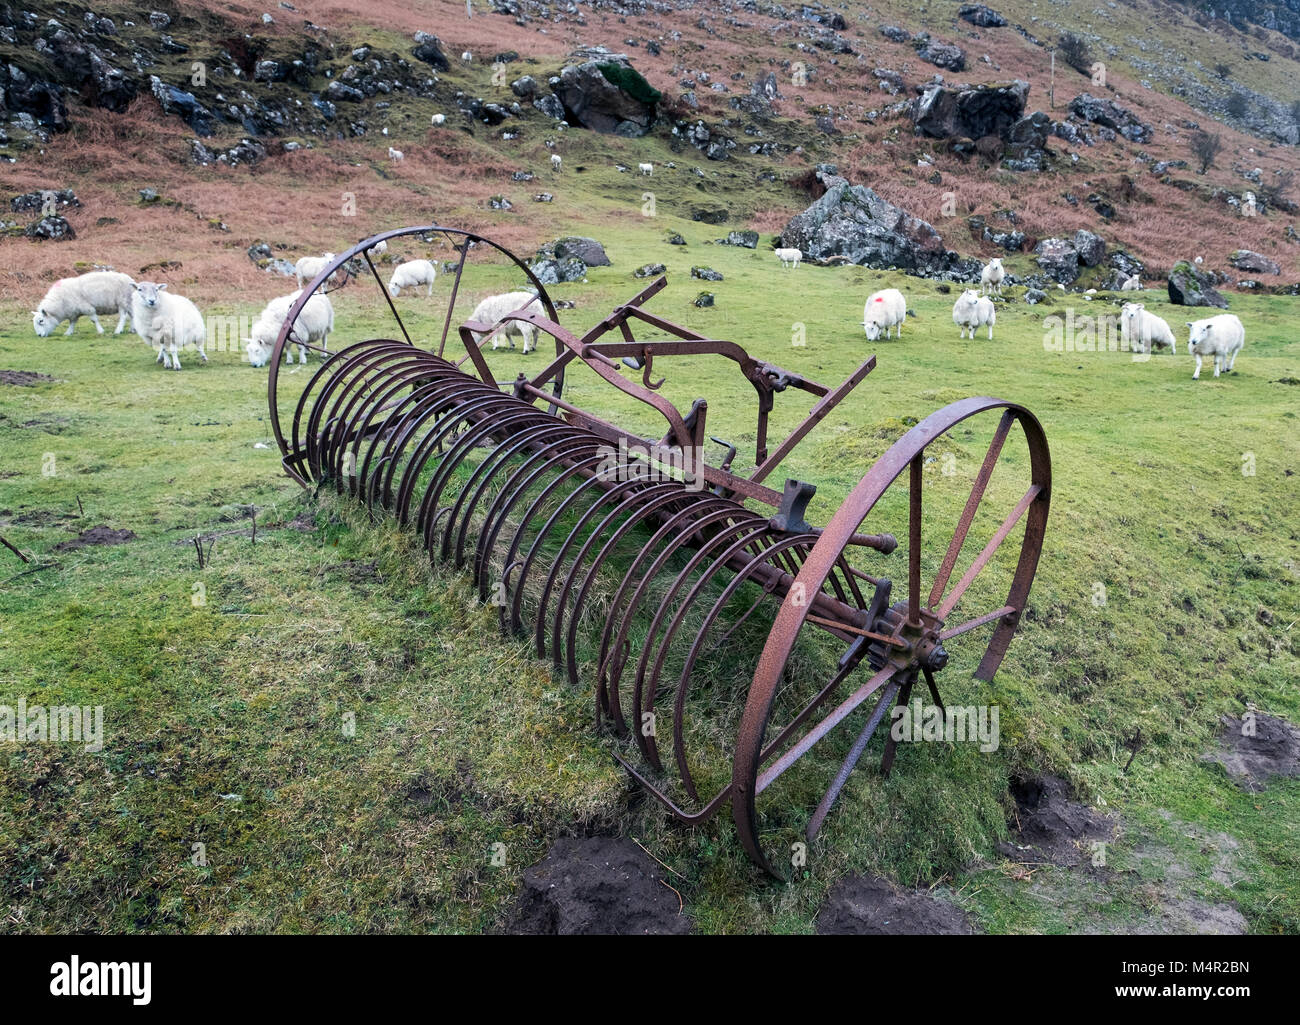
xmin=815 ymin=875 xmax=975 ymax=935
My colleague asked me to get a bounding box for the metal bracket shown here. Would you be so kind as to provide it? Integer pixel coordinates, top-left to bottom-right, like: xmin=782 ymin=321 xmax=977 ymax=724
xmin=769 ymin=478 xmax=817 ymax=534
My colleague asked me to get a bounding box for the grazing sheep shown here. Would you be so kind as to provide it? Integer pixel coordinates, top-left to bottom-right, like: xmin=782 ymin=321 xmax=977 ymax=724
xmin=1120 ymin=273 xmax=1142 ymax=291
xmin=431 ymin=113 xmax=446 ymax=126
xmin=1186 ymin=313 xmax=1245 ymax=379
xmin=551 ymin=153 xmax=562 ymax=173
xmin=295 ymin=253 xmax=337 ymax=289
xmin=245 ymin=290 xmax=335 ymax=367
xmin=638 ymin=162 xmax=653 ymax=176
xmin=1120 ymin=302 xmax=1176 ymax=355
xmin=980 ymin=257 xmax=1005 ymax=296
xmin=468 ymin=291 xmax=543 ymax=354
xmin=32 ymin=271 xmax=135 ymax=337
xmin=388 ymin=147 xmax=404 ymax=161
xmin=774 ymin=247 xmax=802 ymax=269
xmin=131 ymin=282 xmax=206 ymax=370
xmin=952 ymin=289 xmax=996 ymax=340
xmin=387 ymin=259 xmax=437 ymax=297
xmin=862 ymin=288 xmax=907 ymax=341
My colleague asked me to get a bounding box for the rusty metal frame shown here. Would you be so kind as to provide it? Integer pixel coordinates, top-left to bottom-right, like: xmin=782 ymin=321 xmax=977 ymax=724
xmin=267 ymin=226 xmax=1052 ymax=878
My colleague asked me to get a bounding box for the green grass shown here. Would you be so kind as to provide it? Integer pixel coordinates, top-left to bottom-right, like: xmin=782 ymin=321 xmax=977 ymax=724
xmin=2 ymin=210 xmax=1298 ymax=933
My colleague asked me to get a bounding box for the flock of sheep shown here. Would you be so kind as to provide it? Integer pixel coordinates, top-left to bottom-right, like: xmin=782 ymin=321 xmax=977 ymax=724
xmin=834 ymin=253 xmax=1245 ymax=380
xmin=30 ymin=247 xmax=1247 ymax=381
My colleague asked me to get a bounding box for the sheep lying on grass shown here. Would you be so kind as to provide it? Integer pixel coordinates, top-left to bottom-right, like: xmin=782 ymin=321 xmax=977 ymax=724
xmin=468 ymin=291 xmax=543 ymax=353
xmin=33 ymin=271 xmax=135 ymax=337
xmin=774 ymin=247 xmax=802 ymax=269
xmin=981 ymin=257 xmax=1005 ymax=296
xmin=131 ymin=282 xmax=205 ymax=370
xmin=1186 ymin=313 xmax=1245 ymax=380
xmin=295 ymin=253 xmax=337 ymax=289
xmin=245 ymin=291 xmax=335 ymax=367
xmin=387 ymin=259 xmax=437 ymax=297
xmin=953 ymin=289 xmax=996 ymax=340
xmin=1121 ymin=274 xmax=1142 ymax=291
xmin=863 ymin=288 xmax=907 ymax=341
xmin=1120 ymin=302 xmax=1176 ymax=355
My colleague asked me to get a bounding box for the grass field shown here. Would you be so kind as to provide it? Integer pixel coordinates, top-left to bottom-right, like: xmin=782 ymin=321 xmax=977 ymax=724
xmin=2 ymin=210 xmax=1298 ymax=934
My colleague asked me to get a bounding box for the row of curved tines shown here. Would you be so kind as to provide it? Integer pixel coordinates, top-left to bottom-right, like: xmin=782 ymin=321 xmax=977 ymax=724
xmin=289 ymin=339 xmax=871 ymax=815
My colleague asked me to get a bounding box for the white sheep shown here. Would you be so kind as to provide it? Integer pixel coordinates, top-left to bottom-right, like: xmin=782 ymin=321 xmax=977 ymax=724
xmin=32 ymin=271 xmax=135 ymax=337
xmin=1120 ymin=302 xmax=1175 ymax=355
xmin=1120 ymin=273 xmax=1142 ymax=291
xmin=387 ymin=259 xmax=437 ymax=297
xmin=371 ymin=239 xmax=388 ymax=256
xmin=981 ymin=257 xmax=1005 ymax=297
xmin=461 ymin=51 xmax=473 ymax=62
xmin=431 ymin=113 xmax=446 ymax=126
xmin=774 ymin=247 xmax=802 ymax=269
xmin=388 ymin=147 xmax=404 ymax=162
xmin=131 ymin=282 xmax=206 ymax=370
xmin=1186 ymin=314 xmax=1245 ymax=379
xmin=468 ymin=291 xmax=543 ymax=354
xmin=551 ymin=153 xmax=562 ymax=173
xmin=952 ymin=289 xmax=996 ymax=340
xmin=638 ymin=162 xmax=653 ymax=176
xmin=863 ymin=288 xmax=907 ymax=341
xmin=295 ymin=253 xmax=337 ymax=289
xmin=245 ymin=290 xmax=335 ymax=367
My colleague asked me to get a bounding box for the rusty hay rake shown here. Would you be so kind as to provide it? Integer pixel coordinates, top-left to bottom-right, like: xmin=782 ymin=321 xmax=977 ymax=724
xmin=266 ymin=226 xmax=1051 ymax=876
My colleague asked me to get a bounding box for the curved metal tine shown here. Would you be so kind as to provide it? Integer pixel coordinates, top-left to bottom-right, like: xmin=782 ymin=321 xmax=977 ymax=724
xmin=556 ymin=485 xmax=692 ymax=687
xmin=332 ymin=354 xmax=452 ymax=497
xmin=354 ymin=365 xmax=460 ymax=512
xmin=597 ymin=503 xmax=752 ymax=735
xmin=439 ymin=409 xmax=555 ymax=563
xmin=670 ymin=534 xmax=819 ymax=803
xmin=935 ymin=483 xmax=1042 ymax=620
xmin=391 ymin=380 xmax=498 ymax=524
xmin=635 ymin=523 xmax=779 ymax=774
xmin=303 ymin=343 xmax=402 ymax=476
xmin=805 ymin=679 xmax=901 ymax=842
xmin=879 ymin=676 xmax=914 ymax=778
xmin=414 ymin=400 xmax=535 ymax=550
xmin=473 ymin=434 xmax=597 ymax=597
xmin=611 ymin=752 xmax=735 ymax=827
xmin=929 ymin=409 xmax=1016 ymax=609
xmin=371 ymin=374 xmax=470 ymax=513
xmin=308 ymin=346 xmax=417 ymax=485
xmin=533 ymin=475 xmax=660 ymax=662
xmin=364 ymin=248 xmax=412 ymax=345
xmin=504 ymin=454 xmax=612 ymax=637
xmin=289 ymin=340 xmax=382 ymax=478
xmin=454 ymin=423 xmax=581 ymax=573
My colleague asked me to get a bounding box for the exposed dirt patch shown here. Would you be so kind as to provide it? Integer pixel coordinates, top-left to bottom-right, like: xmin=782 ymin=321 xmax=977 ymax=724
xmin=815 ymin=875 xmax=975 ymax=935
xmin=0 ymin=370 xmax=57 ymax=387
xmin=52 ymin=526 xmax=137 ymax=552
xmin=998 ymin=775 xmax=1116 ymax=867
xmin=504 ymin=836 xmax=691 ymax=935
xmin=1202 ymin=713 xmax=1300 ymax=791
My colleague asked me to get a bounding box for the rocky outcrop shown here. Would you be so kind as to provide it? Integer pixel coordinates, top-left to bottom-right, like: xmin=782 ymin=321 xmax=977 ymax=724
xmin=915 ymin=39 xmax=966 ymax=72
xmin=958 ymin=5 xmax=1008 ymax=27
xmin=1068 ymin=94 xmax=1153 ymax=144
xmin=1168 ymin=261 xmax=1230 ymax=307
xmin=550 ymin=58 xmax=658 ymax=136
xmin=913 ymin=80 xmax=1028 ymax=141
xmin=1034 ymin=237 xmax=1081 ymax=284
xmin=1229 ymin=249 xmax=1281 ymax=275
xmin=529 ymin=235 xmax=610 ymax=283
xmin=1073 ymin=229 xmax=1106 ymax=267
xmin=779 ymin=173 xmax=975 ymax=279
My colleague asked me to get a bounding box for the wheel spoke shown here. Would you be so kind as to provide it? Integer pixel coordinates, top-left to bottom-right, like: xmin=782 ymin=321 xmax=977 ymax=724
xmin=756 ymin=664 xmax=895 ymax=796
xmin=937 ymin=484 xmax=1041 ymax=620
xmin=939 ymin=604 xmax=1017 ymax=641
xmin=908 ymin=454 xmax=922 ymax=625
xmin=365 ymin=249 xmax=411 ymax=345
xmin=929 ymin=410 xmax=1014 ymax=608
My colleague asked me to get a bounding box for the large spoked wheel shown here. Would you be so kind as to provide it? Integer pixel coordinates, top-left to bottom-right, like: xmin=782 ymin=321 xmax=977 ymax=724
xmin=267 ymin=224 xmax=560 ymax=479
xmin=730 ymin=398 xmax=1051 ymax=876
